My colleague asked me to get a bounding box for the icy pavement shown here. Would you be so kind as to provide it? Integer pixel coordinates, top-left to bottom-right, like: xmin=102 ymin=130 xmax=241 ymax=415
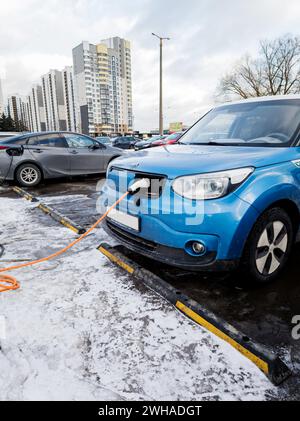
xmin=0 ymin=197 xmax=278 ymax=400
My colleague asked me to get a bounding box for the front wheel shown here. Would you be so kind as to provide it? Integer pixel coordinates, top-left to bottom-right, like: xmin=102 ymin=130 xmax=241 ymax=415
xmin=240 ymin=208 xmax=294 ymax=283
xmin=16 ymin=163 xmax=42 ymax=187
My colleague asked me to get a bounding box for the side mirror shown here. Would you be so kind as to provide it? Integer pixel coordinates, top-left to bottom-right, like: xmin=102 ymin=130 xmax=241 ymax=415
xmin=92 ymin=141 xmax=104 ymax=149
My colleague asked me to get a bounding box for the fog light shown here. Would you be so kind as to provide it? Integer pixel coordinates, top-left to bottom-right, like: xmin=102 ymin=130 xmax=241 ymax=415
xmin=192 ymin=242 xmax=206 ymax=255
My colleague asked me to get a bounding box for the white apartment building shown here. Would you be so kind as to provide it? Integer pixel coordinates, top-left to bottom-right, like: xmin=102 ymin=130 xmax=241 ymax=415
xmin=62 ymin=66 xmax=77 ymax=132
xmin=41 ymin=69 xmax=67 ymax=131
xmin=27 ymin=84 xmax=46 ymax=132
xmin=0 ymin=79 xmax=4 ymax=116
xmin=72 ymin=37 xmax=133 ymax=136
xmin=101 ymin=37 xmax=133 ymax=134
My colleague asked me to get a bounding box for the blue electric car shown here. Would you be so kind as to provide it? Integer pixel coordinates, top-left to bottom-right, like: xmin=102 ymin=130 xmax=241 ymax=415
xmin=101 ymin=96 xmax=300 ymax=283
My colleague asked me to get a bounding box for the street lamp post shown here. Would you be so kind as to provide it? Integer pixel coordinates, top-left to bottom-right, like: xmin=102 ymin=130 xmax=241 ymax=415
xmin=152 ymin=33 xmax=170 ymax=135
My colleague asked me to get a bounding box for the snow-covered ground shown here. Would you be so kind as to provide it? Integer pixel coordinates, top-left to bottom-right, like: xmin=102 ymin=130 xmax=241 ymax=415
xmin=0 ymin=196 xmax=277 ymax=400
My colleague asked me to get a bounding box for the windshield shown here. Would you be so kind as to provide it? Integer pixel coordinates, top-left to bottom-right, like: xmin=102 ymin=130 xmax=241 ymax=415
xmin=180 ymin=99 xmax=300 ymax=147
xmin=96 ymin=137 xmax=110 ymax=143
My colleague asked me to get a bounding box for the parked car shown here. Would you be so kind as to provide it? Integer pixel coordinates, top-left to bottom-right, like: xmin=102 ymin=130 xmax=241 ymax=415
xmin=151 ymin=131 xmax=184 ymax=147
xmin=101 ymin=95 xmax=300 ymax=283
xmin=0 ymin=131 xmax=122 ymax=187
xmin=111 ymin=136 xmax=139 ymax=149
xmin=134 ymin=135 xmax=167 ymax=151
xmin=96 ymin=136 xmax=111 ymax=145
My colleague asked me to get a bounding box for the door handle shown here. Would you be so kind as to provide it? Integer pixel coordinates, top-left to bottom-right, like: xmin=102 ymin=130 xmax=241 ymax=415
xmin=33 ymin=149 xmax=43 ymax=153
xmin=70 ymin=150 xmax=79 ymax=155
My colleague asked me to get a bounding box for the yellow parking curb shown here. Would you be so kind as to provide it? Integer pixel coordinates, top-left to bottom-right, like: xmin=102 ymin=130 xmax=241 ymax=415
xmin=98 ymin=242 xmax=291 ymax=385
xmin=13 ymin=186 xmax=86 ymax=235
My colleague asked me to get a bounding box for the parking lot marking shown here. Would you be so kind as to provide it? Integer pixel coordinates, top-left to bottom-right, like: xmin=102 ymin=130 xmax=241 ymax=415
xmin=175 ymin=300 xmax=269 ymax=374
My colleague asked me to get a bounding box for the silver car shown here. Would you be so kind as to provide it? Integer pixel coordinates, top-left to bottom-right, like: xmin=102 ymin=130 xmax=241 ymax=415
xmin=0 ymin=131 xmax=123 ymax=187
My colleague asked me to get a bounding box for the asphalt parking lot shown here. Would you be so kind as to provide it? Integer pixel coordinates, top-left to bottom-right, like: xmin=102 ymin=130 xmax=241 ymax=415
xmin=1 ymin=175 xmax=299 ymax=400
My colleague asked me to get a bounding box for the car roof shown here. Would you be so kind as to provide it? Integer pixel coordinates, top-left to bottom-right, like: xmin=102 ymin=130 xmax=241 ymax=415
xmin=1 ymin=131 xmax=92 ymax=141
xmin=215 ymin=94 xmax=300 ymax=108
xmin=26 ymin=131 xmax=85 ymax=137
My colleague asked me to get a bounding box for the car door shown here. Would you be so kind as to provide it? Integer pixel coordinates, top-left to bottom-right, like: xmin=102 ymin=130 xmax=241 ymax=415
xmin=26 ymin=133 xmax=71 ymax=176
xmin=112 ymin=137 xmax=123 ymax=148
xmin=122 ymin=137 xmax=131 ymax=149
xmin=63 ymin=133 xmax=105 ymax=174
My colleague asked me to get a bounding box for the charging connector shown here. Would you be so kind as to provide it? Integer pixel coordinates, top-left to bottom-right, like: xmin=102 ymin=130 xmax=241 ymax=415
xmin=128 ymin=178 xmax=151 ymax=194
xmin=0 ymin=145 xmax=23 ymax=187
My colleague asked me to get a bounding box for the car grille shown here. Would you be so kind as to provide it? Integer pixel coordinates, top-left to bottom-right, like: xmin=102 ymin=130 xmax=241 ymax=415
xmin=106 ymin=220 xmax=157 ymax=251
xmin=109 ymin=166 xmax=166 ymax=198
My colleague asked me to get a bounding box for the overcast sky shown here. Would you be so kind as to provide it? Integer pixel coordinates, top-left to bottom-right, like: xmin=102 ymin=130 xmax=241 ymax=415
xmin=0 ymin=0 xmax=300 ymax=130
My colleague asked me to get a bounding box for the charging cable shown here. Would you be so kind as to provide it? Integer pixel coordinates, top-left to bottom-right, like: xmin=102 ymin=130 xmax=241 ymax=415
xmin=0 ymin=178 xmax=151 ymax=293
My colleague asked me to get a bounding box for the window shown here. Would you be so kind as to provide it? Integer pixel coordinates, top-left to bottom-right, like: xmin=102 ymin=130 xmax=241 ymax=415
xmin=181 ymin=100 xmax=300 ymax=146
xmin=28 ymin=134 xmax=67 ymax=148
xmin=64 ymin=133 xmax=95 ymax=148
xmin=116 ymin=137 xmax=132 ymax=143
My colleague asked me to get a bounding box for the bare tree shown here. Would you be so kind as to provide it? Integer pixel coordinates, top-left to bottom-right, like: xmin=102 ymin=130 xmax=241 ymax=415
xmin=219 ymin=35 xmax=300 ymax=100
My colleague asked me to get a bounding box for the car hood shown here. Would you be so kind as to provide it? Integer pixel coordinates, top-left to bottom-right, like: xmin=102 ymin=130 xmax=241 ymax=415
xmin=110 ymin=144 xmax=296 ymax=178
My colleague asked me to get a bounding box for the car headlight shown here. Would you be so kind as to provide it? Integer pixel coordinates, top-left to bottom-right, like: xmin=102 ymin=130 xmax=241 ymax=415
xmin=172 ymin=167 xmax=254 ymax=200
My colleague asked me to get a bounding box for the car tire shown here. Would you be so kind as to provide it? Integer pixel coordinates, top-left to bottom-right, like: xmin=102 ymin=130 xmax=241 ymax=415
xmin=239 ymin=208 xmax=294 ymax=283
xmin=16 ymin=163 xmax=42 ymax=187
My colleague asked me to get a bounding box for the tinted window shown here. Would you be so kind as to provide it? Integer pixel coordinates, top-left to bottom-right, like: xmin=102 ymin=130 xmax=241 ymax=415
xmin=28 ymin=134 xmax=67 ymax=148
xmin=117 ymin=137 xmax=133 ymax=143
xmin=96 ymin=136 xmax=110 ymax=144
xmin=64 ymin=134 xmax=94 ymax=148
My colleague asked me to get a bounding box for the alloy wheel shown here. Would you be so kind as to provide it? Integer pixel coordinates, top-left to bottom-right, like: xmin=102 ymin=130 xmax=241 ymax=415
xmin=255 ymin=221 xmax=288 ymax=276
xmin=20 ymin=167 xmax=39 ymax=185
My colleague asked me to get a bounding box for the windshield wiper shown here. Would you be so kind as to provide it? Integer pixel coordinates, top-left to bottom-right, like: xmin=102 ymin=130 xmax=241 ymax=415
xmin=184 ymin=141 xmax=228 ymax=146
xmin=206 ymin=141 xmax=228 ymax=146
xmin=182 ymin=139 xmax=246 ymax=146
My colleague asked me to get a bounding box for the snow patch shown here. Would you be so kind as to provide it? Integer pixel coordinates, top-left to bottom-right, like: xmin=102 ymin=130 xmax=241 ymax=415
xmin=0 ymin=197 xmax=276 ymax=400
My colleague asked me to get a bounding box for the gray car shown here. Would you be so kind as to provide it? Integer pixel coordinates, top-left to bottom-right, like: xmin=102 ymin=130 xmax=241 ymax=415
xmin=0 ymin=131 xmax=123 ymax=187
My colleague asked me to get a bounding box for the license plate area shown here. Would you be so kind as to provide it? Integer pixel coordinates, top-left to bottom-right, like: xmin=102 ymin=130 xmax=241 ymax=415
xmin=108 ymin=209 xmax=140 ymax=231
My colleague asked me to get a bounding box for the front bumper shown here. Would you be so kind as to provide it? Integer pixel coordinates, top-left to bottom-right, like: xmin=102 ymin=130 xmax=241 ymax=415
xmin=103 ymin=219 xmax=238 ymax=272
xmin=100 ymin=167 xmax=260 ymax=271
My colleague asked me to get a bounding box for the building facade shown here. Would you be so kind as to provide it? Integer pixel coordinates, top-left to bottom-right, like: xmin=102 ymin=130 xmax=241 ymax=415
xmin=101 ymin=37 xmax=133 ymax=135
xmin=62 ymin=66 xmax=77 ymax=132
xmin=27 ymin=84 xmax=46 ymax=132
xmin=0 ymin=79 xmax=4 ymax=116
xmin=41 ymin=70 xmax=67 ymax=131
xmin=7 ymin=94 xmax=31 ymax=131
xmin=72 ymin=37 xmax=133 ymax=136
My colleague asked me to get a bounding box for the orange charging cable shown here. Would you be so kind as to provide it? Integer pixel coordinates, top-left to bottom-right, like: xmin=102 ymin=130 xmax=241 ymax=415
xmin=0 ymin=191 xmax=129 ymax=293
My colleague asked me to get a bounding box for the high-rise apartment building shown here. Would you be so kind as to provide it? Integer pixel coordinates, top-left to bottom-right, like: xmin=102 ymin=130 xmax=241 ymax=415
xmin=27 ymin=84 xmax=46 ymax=132
xmin=0 ymin=79 xmax=4 ymax=116
xmin=7 ymin=94 xmax=31 ymax=131
xmin=62 ymin=66 xmax=77 ymax=132
xmin=101 ymin=37 xmax=133 ymax=134
xmin=41 ymin=70 xmax=67 ymax=131
xmin=72 ymin=37 xmax=133 ymax=136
